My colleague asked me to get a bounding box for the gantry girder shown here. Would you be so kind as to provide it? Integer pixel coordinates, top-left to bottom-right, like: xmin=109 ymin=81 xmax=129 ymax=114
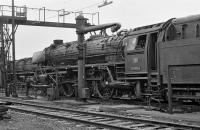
xmin=0 ymin=16 xmax=77 ymax=28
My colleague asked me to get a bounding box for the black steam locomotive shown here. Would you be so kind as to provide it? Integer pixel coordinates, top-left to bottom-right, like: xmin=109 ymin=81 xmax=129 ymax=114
xmin=12 ymin=14 xmax=200 ymax=102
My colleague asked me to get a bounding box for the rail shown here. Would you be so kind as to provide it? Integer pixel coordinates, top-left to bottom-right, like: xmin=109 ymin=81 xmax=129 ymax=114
xmin=1 ymin=97 xmax=200 ymax=129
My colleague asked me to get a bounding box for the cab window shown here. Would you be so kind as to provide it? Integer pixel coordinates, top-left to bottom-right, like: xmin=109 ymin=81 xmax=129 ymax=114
xmin=165 ymin=24 xmax=177 ymax=41
xmin=135 ymin=35 xmax=147 ymax=49
xmin=126 ymin=37 xmax=137 ymax=51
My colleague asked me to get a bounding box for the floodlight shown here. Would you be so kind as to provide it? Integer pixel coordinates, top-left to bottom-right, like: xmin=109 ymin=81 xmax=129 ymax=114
xmin=98 ymin=0 xmax=113 ymax=8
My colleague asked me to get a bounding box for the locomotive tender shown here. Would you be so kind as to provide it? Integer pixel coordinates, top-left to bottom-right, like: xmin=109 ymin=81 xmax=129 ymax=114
xmin=14 ymin=14 xmax=200 ymax=102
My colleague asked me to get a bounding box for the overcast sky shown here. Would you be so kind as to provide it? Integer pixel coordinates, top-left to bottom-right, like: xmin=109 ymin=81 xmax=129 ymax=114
xmin=2 ymin=0 xmax=200 ymax=59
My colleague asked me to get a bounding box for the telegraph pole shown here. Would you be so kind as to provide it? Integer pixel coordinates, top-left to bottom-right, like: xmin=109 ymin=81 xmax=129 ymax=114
xmin=12 ymin=0 xmax=18 ymax=97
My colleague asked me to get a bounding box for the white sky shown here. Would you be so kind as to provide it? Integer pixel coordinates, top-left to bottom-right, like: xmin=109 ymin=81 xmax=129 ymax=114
xmin=1 ymin=0 xmax=200 ymax=59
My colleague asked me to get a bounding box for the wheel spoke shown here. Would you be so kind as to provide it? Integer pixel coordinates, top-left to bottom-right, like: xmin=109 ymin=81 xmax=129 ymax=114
xmin=96 ymin=85 xmax=113 ymax=99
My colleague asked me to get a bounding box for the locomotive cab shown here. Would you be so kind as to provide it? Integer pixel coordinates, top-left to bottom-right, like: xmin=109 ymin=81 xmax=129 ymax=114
xmin=124 ymin=33 xmax=149 ymax=98
xmin=125 ymin=34 xmax=148 ymax=74
xmin=125 ymin=31 xmax=159 ymax=73
xmin=124 ymin=26 xmax=160 ymax=97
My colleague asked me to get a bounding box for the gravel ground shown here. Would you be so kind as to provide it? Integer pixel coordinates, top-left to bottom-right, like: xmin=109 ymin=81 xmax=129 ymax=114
xmin=0 ymin=110 xmax=103 ymax=130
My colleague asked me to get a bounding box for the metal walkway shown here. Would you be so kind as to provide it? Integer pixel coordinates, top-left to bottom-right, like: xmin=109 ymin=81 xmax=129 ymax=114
xmin=0 ymin=5 xmax=77 ymax=28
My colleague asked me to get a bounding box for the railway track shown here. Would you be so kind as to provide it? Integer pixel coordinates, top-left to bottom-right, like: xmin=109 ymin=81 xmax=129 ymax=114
xmin=0 ymin=98 xmax=200 ymax=130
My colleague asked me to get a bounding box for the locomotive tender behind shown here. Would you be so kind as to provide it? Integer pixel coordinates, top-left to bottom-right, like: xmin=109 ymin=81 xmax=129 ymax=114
xmin=13 ymin=14 xmax=200 ymax=102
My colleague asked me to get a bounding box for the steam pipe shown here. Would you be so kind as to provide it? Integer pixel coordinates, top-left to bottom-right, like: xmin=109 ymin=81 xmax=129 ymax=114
xmin=77 ymin=22 xmax=121 ymax=34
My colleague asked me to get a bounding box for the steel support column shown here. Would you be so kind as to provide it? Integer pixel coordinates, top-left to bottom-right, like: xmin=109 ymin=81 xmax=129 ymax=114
xmin=168 ymin=66 xmax=173 ymax=114
xmin=12 ymin=0 xmax=18 ymax=97
xmin=0 ymin=22 xmax=6 ymax=93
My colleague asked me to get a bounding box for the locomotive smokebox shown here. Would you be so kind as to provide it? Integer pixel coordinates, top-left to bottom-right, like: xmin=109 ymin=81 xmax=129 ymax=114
xmin=81 ymin=88 xmax=90 ymax=99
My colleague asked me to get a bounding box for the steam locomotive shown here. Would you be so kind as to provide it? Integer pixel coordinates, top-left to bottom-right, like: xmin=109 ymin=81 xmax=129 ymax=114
xmin=12 ymin=14 xmax=200 ymax=102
